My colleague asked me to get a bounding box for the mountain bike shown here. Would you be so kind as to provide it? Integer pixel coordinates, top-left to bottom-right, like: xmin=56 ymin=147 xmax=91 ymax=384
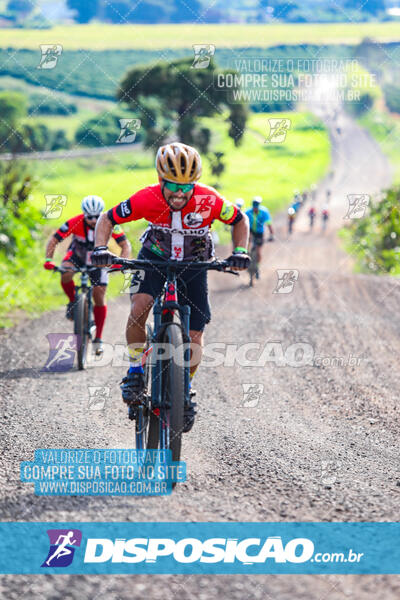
xmin=112 ymin=256 xmax=237 ymax=462
xmin=54 ymin=265 xmax=97 ymax=370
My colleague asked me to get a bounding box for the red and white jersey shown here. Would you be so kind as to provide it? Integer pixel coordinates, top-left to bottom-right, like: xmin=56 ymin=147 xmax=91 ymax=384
xmin=108 ymin=183 xmax=240 ymax=261
xmin=55 ymin=213 xmax=126 ymax=262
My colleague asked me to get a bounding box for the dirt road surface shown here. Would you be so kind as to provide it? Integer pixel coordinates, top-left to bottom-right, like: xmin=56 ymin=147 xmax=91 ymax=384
xmin=1 ymin=111 xmax=399 ymax=598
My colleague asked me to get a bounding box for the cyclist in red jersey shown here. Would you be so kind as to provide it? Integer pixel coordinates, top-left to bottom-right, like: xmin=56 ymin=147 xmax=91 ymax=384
xmin=44 ymin=195 xmax=131 ymax=354
xmin=92 ymin=142 xmax=250 ymax=431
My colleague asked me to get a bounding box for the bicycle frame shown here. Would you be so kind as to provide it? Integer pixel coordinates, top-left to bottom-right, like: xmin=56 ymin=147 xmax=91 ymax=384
xmin=150 ymin=265 xmax=191 ymax=410
xmin=54 ymin=265 xmax=96 ymax=339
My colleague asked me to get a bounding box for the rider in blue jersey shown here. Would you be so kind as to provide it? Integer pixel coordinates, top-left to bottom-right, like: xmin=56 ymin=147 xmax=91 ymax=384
xmin=246 ymin=196 xmax=274 ymax=275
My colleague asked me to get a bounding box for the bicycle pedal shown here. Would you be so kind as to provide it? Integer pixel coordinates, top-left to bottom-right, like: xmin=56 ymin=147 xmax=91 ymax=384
xmin=128 ymin=406 xmax=137 ymax=421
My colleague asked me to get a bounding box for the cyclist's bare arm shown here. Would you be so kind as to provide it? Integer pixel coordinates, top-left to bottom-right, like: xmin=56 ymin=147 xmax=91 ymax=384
xmin=118 ymin=238 xmax=131 ymax=259
xmin=95 ymin=213 xmax=114 ymax=247
xmin=45 ymin=235 xmax=58 ymax=259
xmin=268 ymin=224 xmax=274 ymax=236
xmin=232 ymin=213 xmax=249 ymax=250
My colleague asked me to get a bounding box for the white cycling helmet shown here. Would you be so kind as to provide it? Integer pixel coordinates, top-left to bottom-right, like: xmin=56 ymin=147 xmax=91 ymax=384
xmin=81 ymin=195 xmax=104 ymax=216
xmin=235 ymin=198 xmax=244 ymax=208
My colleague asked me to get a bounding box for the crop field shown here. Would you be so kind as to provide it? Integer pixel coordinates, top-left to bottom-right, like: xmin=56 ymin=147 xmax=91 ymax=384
xmin=1 ymin=22 xmax=400 ymax=50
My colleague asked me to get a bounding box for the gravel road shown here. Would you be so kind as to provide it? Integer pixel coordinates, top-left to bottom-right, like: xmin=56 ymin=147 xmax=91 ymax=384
xmin=1 ymin=111 xmax=399 ymax=598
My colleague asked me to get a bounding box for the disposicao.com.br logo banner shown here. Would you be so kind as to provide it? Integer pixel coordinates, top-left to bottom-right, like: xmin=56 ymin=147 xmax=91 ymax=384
xmin=0 ymin=522 xmax=399 ymax=574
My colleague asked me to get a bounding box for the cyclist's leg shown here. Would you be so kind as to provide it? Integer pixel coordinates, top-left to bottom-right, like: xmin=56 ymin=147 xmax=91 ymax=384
xmin=60 ymin=251 xmax=77 ymax=302
xmin=256 ymin=235 xmax=263 ymax=265
xmin=126 ymin=293 xmax=154 ymax=349
xmin=90 ymin=268 xmax=108 ymax=342
xmin=121 ymin=248 xmax=166 ymax=405
xmin=179 ymin=267 xmax=210 ymax=380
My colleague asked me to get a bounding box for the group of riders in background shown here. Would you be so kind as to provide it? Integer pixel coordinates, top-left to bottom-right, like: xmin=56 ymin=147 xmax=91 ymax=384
xmin=286 ymin=185 xmax=331 ymax=235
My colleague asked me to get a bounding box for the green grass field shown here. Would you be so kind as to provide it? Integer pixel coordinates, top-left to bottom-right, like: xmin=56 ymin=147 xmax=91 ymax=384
xmin=1 ymin=22 xmax=400 ymax=50
xmin=32 ymin=111 xmax=330 ymax=226
xmin=0 ymin=110 xmax=330 ymax=326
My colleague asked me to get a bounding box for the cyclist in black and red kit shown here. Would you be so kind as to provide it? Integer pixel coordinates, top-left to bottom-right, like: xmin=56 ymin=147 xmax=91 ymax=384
xmin=44 ymin=195 xmax=131 ymax=354
xmin=92 ymin=142 xmax=250 ymax=431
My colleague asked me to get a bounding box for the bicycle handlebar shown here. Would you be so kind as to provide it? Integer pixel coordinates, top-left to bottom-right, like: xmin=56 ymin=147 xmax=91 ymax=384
xmin=110 ymin=256 xmax=239 ymax=275
xmin=53 ymin=265 xmax=99 ymax=274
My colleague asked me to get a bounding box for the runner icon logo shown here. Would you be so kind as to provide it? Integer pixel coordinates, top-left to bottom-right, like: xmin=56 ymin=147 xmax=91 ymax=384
xmin=191 ymin=44 xmax=216 ymax=69
xmin=42 ymin=333 xmax=79 ymax=372
xmin=44 ymin=194 xmax=67 ymax=219
xmin=265 ymin=118 xmax=291 ymax=143
xmin=41 ymin=529 xmax=82 ymax=568
xmin=344 ymin=194 xmax=370 ymax=219
xmin=274 ymin=270 xmax=299 ymax=294
xmin=116 ymin=118 xmax=141 ymax=144
xmin=37 ymin=45 xmax=63 ymax=70
xmin=242 ymin=383 xmax=264 ymax=407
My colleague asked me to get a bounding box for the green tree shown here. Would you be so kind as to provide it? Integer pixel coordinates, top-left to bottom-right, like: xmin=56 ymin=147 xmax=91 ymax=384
xmin=7 ymin=0 xmax=35 ymax=15
xmin=171 ymin=0 xmax=203 ymax=22
xmin=208 ymin=151 xmax=225 ymax=188
xmin=105 ymin=0 xmax=169 ymax=23
xmin=0 ymin=161 xmax=39 ymax=258
xmin=344 ymin=0 xmax=385 ymax=16
xmin=0 ymin=91 xmax=27 ymax=152
xmin=67 ymin=0 xmax=99 ymax=23
xmin=345 ymin=187 xmax=400 ymax=275
xmin=118 ymin=58 xmax=248 ymax=153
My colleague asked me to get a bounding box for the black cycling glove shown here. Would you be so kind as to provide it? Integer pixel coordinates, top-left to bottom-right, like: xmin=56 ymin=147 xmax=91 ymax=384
xmin=227 ymin=247 xmax=250 ymax=270
xmin=91 ymin=246 xmax=115 ymax=266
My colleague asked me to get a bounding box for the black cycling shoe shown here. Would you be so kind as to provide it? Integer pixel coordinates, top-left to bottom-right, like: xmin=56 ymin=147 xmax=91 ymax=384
xmin=120 ymin=369 xmax=145 ymax=406
xmin=183 ymin=389 xmax=197 ymax=433
xmin=92 ymin=338 xmax=103 ymax=357
xmin=65 ymin=301 xmax=75 ymax=321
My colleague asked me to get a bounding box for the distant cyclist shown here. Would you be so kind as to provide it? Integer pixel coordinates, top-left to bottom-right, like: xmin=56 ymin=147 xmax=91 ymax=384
xmin=308 ymin=205 xmax=316 ymax=231
xmin=44 ymin=195 xmax=131 ymax=355
xmin=246 ymin=197 xmax=274 ymax=277
xmin=321 ymin=205 xmax=329 ymax=231
xmin=291 ymin=190 xmax=302 ymax=213
xmin=287 ymin=207 xmax=296 ymax=235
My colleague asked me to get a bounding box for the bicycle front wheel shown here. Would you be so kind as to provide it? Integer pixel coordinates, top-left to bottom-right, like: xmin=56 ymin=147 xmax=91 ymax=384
xmin=136 ymin=324 xmax=159 ymax=450
xmin=74 ymin=293 xmax=89 ymax=370
xmin=159 ymin=322 xmax=185 ymax=462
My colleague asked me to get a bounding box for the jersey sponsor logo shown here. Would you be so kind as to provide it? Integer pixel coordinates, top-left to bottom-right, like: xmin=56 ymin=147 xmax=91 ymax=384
xmin=193 ymin=195 xmax=214 ymax=218
xmin=59 ymin=222 xmax=69 ymax=232
xmin=183 ymin=212 xmax=203 ymax=228
xmin=119 ymin=200 xmax=131 ymax=218
xmin=173 ymin=246 xmax=182 ymax=258
xmin=113 ymin=225 xmax=123 ymax=234
xmin=220 ymin=201 xmax=235 ymax=221
xmin=148 ymin=224 xmax=209 ymax=237
xmin=150 ymin=242 xmax=165 ymax=256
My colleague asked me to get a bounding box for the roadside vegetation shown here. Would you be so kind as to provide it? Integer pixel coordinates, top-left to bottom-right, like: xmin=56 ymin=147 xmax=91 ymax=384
xmin=341 ymin=187 xmax=400 ymax=275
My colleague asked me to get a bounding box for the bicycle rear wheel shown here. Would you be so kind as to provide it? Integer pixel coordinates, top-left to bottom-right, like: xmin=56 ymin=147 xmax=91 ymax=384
xmin=74 ymin=292 xmax=89 ymax=370
xmin=158 ymin=322 xmax=185 ymax=462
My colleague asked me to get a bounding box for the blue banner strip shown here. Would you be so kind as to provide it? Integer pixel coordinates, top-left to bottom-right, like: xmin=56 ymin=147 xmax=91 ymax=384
xmin=0 ymin=522 xmax=399 ymax=574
